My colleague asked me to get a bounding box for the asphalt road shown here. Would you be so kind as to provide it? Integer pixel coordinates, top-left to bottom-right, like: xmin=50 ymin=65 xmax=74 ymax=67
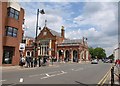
xmin=1 ymin=62 xmax=112 ymax=85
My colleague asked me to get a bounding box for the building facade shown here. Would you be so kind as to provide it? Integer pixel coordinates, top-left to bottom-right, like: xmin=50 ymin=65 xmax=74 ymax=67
xmin=22 ymin=36 xmax=34 ymax=58
xmin=36 ymin=26 xmax=64 ymax=60
xmin=57 ymin=39 xmax=90 ymax=62
xmin=0 ymin=1 xmax=24 ymax=66
xmin=36 ymin=26 xmax=90 ymax=62
xmin=113 ymin=45 xmax=120 ymax=62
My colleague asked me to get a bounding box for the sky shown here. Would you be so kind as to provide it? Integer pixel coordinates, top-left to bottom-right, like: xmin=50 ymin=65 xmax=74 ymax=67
xmin=18 ymin=0 xmax=119 ymax=57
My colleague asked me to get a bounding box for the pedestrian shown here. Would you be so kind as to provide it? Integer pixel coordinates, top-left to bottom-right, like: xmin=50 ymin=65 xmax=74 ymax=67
xmin=38 ymin=57 xmax=41 ymax=67
xmin=30 ymin=57 xmax=33 ymax=67
xmin=20 ymin=55 xmax=25 ymax=67
xmin=26 ymin=56 xmax=30 ymax=68
xmin=34 ymin=58 xmax=37 ymax=67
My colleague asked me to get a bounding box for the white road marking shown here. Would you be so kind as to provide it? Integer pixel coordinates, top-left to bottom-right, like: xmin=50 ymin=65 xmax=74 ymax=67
xmin=19 ymin=78 xmax=24 ymax=82
xmin=29 ymin=71 xmax=59 ymax=77
xmin=71 ymin=68 xmax=84 ymax=71
xmin=61 ymin=71 xmax=64 ymax=73
xmin=41 ymin=71 xmax=67 ymax=79
xmin=0 ymin=80 xmax=6 ymax=82
xmin=71 ymin=69 xmax=74 ymax=70
xmin=46 ymin=74 xmax=50 ymax=77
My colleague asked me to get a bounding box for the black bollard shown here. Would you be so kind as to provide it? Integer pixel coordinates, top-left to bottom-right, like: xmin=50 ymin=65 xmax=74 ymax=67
xmin=111 ymin=67 xmax=114 ymax=86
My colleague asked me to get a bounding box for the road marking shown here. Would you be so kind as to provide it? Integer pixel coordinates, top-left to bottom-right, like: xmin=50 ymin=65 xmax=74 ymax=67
xmin=46 ymin=74 xmax=50 ymax=77
xmin=41 ymin=71 xmax=67 ymax=79
xmin=19 ymin=78 xmax=24 ymax=82
xmin=29 ymin=71 xmax=59 ymax=77
xmin=97 ymin=66 xmax=112 ymax=86
xmin=0 ymin=80 xmax=6 ymax=82
xmin=71 ymin=68 xmax=84 ymax=71
xmin=71 ymin=69 xmax=74 ymax=70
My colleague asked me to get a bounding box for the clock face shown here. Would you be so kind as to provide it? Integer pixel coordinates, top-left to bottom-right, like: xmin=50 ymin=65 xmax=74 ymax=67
xmin=43 ymin=32 xmax=47 ymax=36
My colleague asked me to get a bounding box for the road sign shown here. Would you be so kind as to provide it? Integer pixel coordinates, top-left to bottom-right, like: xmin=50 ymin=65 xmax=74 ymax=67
xmin=19 ymin=43 xmax=25 ymax=51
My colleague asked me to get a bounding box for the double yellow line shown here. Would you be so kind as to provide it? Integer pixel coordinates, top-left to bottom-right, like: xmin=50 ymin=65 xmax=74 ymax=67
xmin=97 ymin=65 xmax=113 ymax=86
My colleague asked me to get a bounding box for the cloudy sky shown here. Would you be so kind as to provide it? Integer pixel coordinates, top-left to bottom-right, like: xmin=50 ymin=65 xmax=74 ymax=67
xmin=19 ymin=0 xmax=119 ymax=56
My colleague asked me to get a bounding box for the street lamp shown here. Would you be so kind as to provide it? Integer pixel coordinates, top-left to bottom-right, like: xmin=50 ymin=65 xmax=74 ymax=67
xmin=35 ymin=9 xmax=45 ymax=59
xmin=82 ymin=37 xmax=88 ymax=61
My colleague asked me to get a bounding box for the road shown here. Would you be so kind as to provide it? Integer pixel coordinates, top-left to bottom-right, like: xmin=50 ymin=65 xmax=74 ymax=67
xmin=1 ymin=62 xmax=112 ymax=85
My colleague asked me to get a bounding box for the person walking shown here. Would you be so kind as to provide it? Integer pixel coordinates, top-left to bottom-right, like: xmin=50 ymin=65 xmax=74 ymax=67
xmin=38 ymin=57 xmax=41 ymax=67
xmin=30 ymin=57 xmax=33 ymax=67
xmin=34 ymin=58 xmax=37 ymax=67
xmin=26 ymin=56 xmax=30 ymax=68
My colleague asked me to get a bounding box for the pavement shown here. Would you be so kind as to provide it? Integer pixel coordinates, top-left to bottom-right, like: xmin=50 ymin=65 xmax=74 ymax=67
xmin=1 ymin=61 xmax=90 ymax=71
xmin=2 ymin=61 xmax=111 ymax=85
xmin=104 ymin=64 xmax=120 ymax=86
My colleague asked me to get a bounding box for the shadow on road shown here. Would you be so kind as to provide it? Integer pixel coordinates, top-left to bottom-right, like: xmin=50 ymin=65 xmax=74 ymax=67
xmin=75 ymin=81 xmax=107 ymax=86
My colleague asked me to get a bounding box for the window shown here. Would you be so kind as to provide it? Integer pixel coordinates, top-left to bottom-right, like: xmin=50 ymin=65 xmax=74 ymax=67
xmin=8 ymin=7 xmax=19 ymax=20
xmin=43 ymin=32 xmax=47 ymax=36
xmin=2 ymin=46 xmax=14 ymax=64
xmin=6 ymin=26 xmax=18 ymax=37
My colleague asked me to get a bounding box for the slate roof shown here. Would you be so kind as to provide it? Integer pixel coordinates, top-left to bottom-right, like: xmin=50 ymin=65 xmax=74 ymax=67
xmin=49 ymin=29 xmax=61 ymax=37
xmin=63 ymin=39 xmax=83 ymax=44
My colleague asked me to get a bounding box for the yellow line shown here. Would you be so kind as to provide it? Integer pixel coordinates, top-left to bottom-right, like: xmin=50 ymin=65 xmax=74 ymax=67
xmin=97 ymin=65 xmax=112 ymax=86
xmin=101 ymin=71 xmax=110 ymax=85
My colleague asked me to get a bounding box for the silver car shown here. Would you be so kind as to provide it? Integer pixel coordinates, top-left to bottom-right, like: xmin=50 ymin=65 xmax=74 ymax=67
xmin=91 ymin=59 xmax=98 ymax=64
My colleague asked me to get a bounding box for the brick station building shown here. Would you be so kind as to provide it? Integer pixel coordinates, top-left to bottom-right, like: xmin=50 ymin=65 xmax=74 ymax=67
xmin=36 ymin=26 xmax=90 ymax=62
xmin=0 ymin=1 xmax=24 ymax=66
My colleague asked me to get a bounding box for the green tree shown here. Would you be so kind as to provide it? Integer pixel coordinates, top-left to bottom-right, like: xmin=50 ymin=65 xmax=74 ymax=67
xmin=108 ymin=54 xmax=114 ymax=61
xmin=88 ymin=47 xmax=95 ymax=59
xmin=94 ymin=47 xmax=106 ymax=59
xmin=89 ymin=47 xmax=106 ymax=59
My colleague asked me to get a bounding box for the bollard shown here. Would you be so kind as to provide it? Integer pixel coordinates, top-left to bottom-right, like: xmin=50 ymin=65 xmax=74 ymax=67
xmin=111 ymin=67 xmax=114 ymax=86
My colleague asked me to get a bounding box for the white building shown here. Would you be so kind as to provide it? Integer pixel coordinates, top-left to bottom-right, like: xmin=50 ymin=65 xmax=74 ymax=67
xmin=113 ymin=44 xmax=120 ymax=62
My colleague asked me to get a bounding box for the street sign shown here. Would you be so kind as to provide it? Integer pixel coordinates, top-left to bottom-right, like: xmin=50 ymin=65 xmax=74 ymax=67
xmin=19 ymin=43 xmax=25 ymax=51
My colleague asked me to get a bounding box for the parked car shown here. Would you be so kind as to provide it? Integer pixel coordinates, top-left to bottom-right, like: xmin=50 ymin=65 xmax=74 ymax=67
xmin=91 ymin=59 xmax=98 ymax=64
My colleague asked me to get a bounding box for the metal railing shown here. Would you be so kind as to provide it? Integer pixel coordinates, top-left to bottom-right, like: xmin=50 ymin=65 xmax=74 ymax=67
xmin=111 ymin=65 xmax=120 ymax=86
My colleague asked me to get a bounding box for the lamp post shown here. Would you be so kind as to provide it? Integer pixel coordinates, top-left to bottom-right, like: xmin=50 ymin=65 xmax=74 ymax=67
xmin=83 ymin=37 xmax=88 ymax=61
xmin=35 ymin=9 xmax=45 ymax=59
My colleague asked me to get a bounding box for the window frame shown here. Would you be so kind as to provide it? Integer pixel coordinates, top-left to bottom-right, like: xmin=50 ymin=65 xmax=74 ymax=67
xmin=6 ymin=26 xmax=18 ymax=37
xmin=7 ymin=7 xmax=19 ymax=20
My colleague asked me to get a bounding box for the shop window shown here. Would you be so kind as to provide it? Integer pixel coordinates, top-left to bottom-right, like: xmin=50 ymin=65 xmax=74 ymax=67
xmin=6 ymin=26 xmax=18 ymax=37
xmin=7 ymin=7 xmax=19 ymax=20
xmin=2 ymin=47 xmax=14 ymax=64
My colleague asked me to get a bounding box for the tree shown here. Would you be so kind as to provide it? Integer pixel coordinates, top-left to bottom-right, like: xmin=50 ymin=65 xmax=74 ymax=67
xmin=94 ymin=47 xmax=106 ymax=59
xmin=88 ymin=47 xmax=95 ymax=59
xmin=89 ymin=47 xmax=106 ymax=59
xmin=108 ymin=54 xmax=114 ymax=61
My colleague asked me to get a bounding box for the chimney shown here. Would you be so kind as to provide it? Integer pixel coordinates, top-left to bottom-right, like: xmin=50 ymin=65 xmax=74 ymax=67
xmin=61 ymin=26 xmax=65 ymax=38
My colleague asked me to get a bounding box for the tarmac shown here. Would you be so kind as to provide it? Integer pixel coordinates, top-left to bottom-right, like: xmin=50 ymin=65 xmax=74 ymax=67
xmin=1 ymin=61 xmax=119 ymax=85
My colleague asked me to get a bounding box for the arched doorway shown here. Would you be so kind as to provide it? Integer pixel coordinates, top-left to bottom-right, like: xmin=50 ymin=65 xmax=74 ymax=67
xmin=65 ymin=50 xmax=70 ymax=62
xmin=58 ymin=50 xmax=63 ymax=61
xmin=73 ymin=50 xmax=78 ymax=62
xmin=26 ymin=51 xmax=31 ymax=57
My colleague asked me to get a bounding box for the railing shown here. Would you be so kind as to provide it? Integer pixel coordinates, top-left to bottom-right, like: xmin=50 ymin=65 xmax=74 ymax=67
xmin=111 ymin=65 xmax=120 ymax=86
